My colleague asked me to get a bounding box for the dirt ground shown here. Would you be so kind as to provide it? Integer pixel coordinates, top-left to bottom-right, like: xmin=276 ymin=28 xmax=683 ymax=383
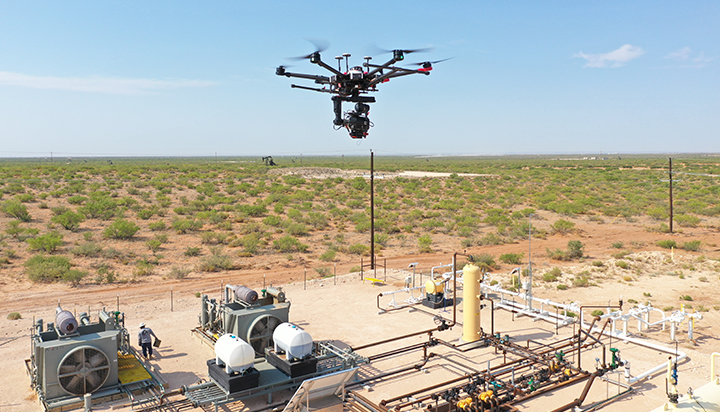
xmin=2 ymin=215 xmax=720 ymax=411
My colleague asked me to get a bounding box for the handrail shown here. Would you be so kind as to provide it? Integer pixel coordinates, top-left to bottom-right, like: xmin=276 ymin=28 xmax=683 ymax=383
xmin=711 ymin=352 xmax=720 ymax=384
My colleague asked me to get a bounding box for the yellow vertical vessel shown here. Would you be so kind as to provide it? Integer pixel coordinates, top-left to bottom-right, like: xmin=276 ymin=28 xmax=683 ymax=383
xmin=462 ymin=264 xmax=481 ymax=342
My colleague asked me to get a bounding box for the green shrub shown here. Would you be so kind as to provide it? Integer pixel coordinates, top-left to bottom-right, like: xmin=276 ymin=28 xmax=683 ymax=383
xmin=273 ymin=236 xmax=309 ymax=253
xmin=104 ymin=218 xmax=140 ymax=239
xmin=557 ymin=284 xmax=568 ymax=290
xmin=572 ymin=275 xmax=590 ymax=287
xmin=62 ymin=269 xmax=87 ymax=286
xmin=479 ymin=233 xmax=503 ymax=246
xmin=418 ymin=234 xmax=433 ymax=253
xmin=146 ymin=239 xmax=162 ymax=252
xmin=611 ymin=242 xmax=624 ymax=249
xmin=97 ymin=265 xmax=117 ymax=283
xmin=591 ymin=260 xmax=604 ymax=267
xmin=680 ymin=295 xmax=693 ymax=301
xmin=567 ymin=240 xmax=584 ymax=259
xmin=315 ymin=267 xmax=332 ymax=277
xmin=136 ymin=207 xmax=156 ymax=220
xmin=547 ymin=248 xmax=568 ymax=261
xmin=7 ymin=312 xmax=21 ymax=320
xmin=80 ymin=196 xmax=117 ymax=220
xmin=319 ymin=249 xmax=336 ymax=262
xmin=24 ymin=255 xmax=72 ymax=282
xmin=184 ymin=246 xmax=201 ymax=256
xmin=615 ymin=260 xmax=629 ymax=269
xmin=499 ymin=253 xmax=523 ymax=265
xmin=348 ymin=243 xmax=369 ymax=255
xmin=67 ymin=195 xmax=88 ymax=205
xmin=591 ymin=309 xmax=604 ymax=317
xmin=551 ymin=219 xmax=575 ymax=235
xmin=51 ymin=210 xmax=85 ymax=231
xmin=1 ymin=199 xmax=31 ymax=221
xmin=471 ymin=253 xmax=497 ymax=271
xmin=169 ymin=266 xmax=191 ymax=279
xmin=72 ymin=242 xmax=103 ymax=257
xmin=543 ymin=268 xmax=561 ymax=282
xmin=229 ymin=233 xmax=252 ymax=253
xmin=675 ymin=214 xmax=700 ymax=228
xmin=27 ymin=231 xmax=63 ymax=252
xmin=172 ymin=218 xmax=203 ymax=234
xmin=263 ymin=215 xmax=282 ymax=227
xmin=656 ymin=240 xmax=677 ymax=249
xmin=682 ymin=240 xmax=701 ymax=252
xmin=149 ymin=220 xmax=166 ymax=231
xmin=197 ymin=252 xmax=234 ymax=272
xmin=612 ymin=250 xmax=631 ymax=259
xmin=134 ymin=261 xmax=155 ymax=277
xmin=285 ymin=222 xmax=309 ymax=236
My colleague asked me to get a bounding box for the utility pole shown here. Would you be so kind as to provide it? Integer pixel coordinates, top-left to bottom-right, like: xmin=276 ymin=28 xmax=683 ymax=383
xmin=669 ymin=158 xmax=673 ymax=234
xmin=370 ymin=150 xmax=375 ymax=270
xmin=527 ymin=214 xmax=534 ymax=311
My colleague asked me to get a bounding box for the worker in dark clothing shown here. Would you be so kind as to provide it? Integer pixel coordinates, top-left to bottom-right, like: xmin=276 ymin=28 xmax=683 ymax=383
xmin=138 ymin=323 xmax=158 ymax=360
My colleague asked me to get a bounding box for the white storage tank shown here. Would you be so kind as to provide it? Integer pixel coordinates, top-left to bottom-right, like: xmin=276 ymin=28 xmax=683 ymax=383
xmin=215 ymin=334 xmax=255 ymax=374
xmin=273 ymin=323 xmax=313 ymax=360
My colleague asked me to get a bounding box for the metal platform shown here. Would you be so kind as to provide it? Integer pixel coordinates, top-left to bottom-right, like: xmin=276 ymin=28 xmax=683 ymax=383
xmin=183 ymin=359 xmax=359 ymax=411
xmin=118 ymin=351 xmax=153 ymax=384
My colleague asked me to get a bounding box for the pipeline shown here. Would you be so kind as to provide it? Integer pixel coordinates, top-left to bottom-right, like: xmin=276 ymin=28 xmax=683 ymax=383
xmin=376 ymin=287 xmax=424 ymax=313
xmin=352 ymin=328 xmax=438 ymax=352
xmin=547 ymin=372 xmax=598 ymax=412
xmin=347 ymin=356 xmax=433 ymax=388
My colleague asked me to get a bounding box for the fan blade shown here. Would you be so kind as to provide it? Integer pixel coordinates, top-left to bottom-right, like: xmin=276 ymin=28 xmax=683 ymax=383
xmin=86 ymin=370 xmax=105 ymax=389
xmin=88 ymin=351 xmax=108 ymax=368
xmin=252 ymin=318 xmax=268 ymax=334
xmin=59 ymin=364 xmax=77 ymax=375
xmin=267 ymin=317 xmax=281 ymax=331
xmin=66 ymin=374 xmax=85 ymax=394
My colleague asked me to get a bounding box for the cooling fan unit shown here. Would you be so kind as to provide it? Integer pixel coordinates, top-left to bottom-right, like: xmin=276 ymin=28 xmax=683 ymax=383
xmin=57 ymin=345 xmax=111 ymax=396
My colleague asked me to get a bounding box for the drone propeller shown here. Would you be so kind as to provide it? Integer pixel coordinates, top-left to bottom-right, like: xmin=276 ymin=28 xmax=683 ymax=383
xmin=373 ymin=45 xmax=435 ymax=55
xmin=287 ymin=38 xmax=329 ymax=61
xmin=409 ymin=57 xmax=453 ymax=67
xmin=408 ymin=57 xmax=452 ymax=71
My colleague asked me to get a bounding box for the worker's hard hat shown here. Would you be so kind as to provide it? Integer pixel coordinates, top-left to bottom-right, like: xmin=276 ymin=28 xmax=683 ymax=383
xmin=139 ymin=323 xmax=145 ymax=328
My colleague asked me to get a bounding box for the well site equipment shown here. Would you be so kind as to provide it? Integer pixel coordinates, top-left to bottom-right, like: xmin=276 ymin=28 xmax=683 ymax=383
xmin=194 ymin=284 xmax=290 ymax=356
xmin=26 ymin=306 xmax=164 ymax=412
xmin=183 ymin=285 xmax=369 ymax=411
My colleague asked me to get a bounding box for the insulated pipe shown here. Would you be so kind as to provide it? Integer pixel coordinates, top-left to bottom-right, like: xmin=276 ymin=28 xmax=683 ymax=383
xmin=462 ymin=264 xmax=481 ymax=342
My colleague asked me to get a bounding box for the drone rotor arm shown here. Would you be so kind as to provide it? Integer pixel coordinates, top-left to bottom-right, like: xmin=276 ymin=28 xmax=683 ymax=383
xmin=365 ymin=58 xmax=398 ymax=77
xmin=314 ymin=59 xmax=345 ymax=77
xmin=290 ymin=84 xmax=336 ymax=94
xmin=279 ymin=71 xmax=331 ymax=84
xmin=368 ymin=67 xmax=427 ymax=87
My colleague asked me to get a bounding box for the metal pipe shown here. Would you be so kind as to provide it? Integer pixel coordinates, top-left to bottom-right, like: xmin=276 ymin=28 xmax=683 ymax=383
xmin=367 ymin=342 xmax=428 ymax=361
xmin=711 ymin=352 xmax=720 ymax=382
xmin=347 ymin=358 xmax=431 ymax=388
xmin=352 ymin=328 xmax=437 ymax=352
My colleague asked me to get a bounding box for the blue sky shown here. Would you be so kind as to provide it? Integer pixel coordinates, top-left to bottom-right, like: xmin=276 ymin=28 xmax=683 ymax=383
xmin=0 ymin=1 xmax=718 ymax=157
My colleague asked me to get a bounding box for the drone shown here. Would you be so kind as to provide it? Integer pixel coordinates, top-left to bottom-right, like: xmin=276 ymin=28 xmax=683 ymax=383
xmin=276 ymin=43 xmax=446 ymax=139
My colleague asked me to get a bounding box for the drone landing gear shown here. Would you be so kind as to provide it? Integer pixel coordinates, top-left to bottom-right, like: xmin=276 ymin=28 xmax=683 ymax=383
xmin=333 ymin=96 xmax=375 ymax=139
